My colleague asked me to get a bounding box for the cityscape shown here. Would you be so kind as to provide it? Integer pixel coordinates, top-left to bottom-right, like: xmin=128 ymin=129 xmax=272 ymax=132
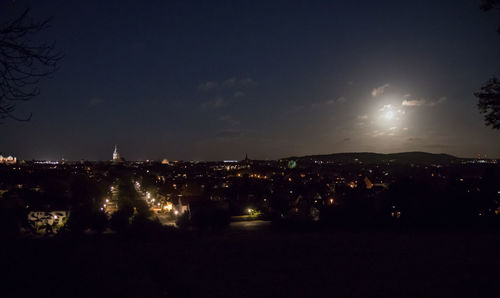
xmin=2 ymin=145 xmax=499 ymax=236
xmin=2 ymin=1 xmax=500 ymax=298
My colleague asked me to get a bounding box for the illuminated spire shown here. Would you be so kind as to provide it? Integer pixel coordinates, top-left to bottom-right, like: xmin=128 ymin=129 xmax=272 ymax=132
xmin=113 ymin=144 xmax=120 ymax=161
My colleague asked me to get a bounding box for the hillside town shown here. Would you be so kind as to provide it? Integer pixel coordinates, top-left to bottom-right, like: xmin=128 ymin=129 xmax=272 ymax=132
xmin=0 ymin=147 xmax=499 ymax=236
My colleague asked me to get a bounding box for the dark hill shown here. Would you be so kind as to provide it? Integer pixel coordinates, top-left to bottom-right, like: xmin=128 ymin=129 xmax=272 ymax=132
xmin=286 ymin=151 xmax=459 ymax=164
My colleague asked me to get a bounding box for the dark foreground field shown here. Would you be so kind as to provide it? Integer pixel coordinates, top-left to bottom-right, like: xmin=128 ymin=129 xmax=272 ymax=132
xmin=2 ymin=228 xmax=500 ymax=298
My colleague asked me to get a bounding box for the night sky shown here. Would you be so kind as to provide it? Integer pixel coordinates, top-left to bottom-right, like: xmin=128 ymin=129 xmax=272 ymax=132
xmin=1 ymin=0 xmax=500 ymax=161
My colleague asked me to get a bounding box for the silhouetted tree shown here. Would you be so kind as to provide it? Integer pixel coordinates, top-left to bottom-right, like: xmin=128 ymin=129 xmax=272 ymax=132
xmin=89 ymin=211 xmax=108 ymax=234
xmin=0 ymin=9 xmax=62 ymax=122
xmin=188 ymin=199 xmax=231 ymax=230
xmin=0 ymin=191 xmax=26 ymax=237
xmin=475 ymin=78 xmax=500 ymax=129
xmin=110 ymin=209 xmax=131 ymax=233
xmin=480 ymin=0 xmax=500 ymax=13
xmin=475 ymin=1 xmax=500 ymax=129
xmin=128 ymin=214 xmax=164 ymax=239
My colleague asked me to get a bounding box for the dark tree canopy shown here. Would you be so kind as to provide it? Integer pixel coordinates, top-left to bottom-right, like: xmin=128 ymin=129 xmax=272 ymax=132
xmin=0 ymin=9 xmax=62 ymax=122
xmin=475 ymin=1 xmax=500 ymax=129
xmin=475 ymin=78 xmax=500 ymax=129
xmin=480 ymin=0 xmax=500 ymax=12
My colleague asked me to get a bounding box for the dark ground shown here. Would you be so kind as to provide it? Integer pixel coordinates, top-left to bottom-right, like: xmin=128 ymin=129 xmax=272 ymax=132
xmin=2 ymin=228 xmax=500 ymax=298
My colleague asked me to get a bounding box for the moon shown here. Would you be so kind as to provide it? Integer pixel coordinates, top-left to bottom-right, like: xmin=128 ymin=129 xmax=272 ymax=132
xmin=378 ymin=104 xmax=405 ymax=128
xmin=383 ymin=111 xmax=394 ymax=120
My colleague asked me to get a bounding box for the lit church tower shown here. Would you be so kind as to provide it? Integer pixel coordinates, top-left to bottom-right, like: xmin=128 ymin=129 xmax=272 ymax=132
xmin=113 ymin=145 xmax=120 ymax=161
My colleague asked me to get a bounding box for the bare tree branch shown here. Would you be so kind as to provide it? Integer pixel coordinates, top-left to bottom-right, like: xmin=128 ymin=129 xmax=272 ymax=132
xmin=0 ymin=9 xmax=62 ymax=122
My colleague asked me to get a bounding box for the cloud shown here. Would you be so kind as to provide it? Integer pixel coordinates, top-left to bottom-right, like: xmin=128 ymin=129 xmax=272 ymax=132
xmin=201 ymin=97 xmax=225 ymax=108
xmin=356 ymin=115 xmax=369 ymax=126
xmin=221 ymin=77 xmax=257 ymax=89
xmin=336 ymin=96 xmax=347 ymax=103
xmin=371 ymin=84 xmax=390 ymax=97
xmin=222 ymin=78 xmax=237 ymax=88
xmin=428 ymin=96 xmax=447 ymax=107
xmin=219 ymin=115 xmax=240 ymax=127
xmin=407 ymin=137 xmax=423 ymax=142
xmin=199 ymin=78 xmax=256 ymax=109
xmin=198 ymin=81 xmax=218 ymax=91
xmin=401 ymin=96 xmax=447 ymax=107
xmin=402 ymin=99 xmax=426 ymax=106
xmin=311 ymin=97 xmax=346 ymax=108
xmin=379 ymin=104 xmax=393 ymax=111
xmin=199 ymin=77 xmax=256 ymax=107
xmin=239 ymin=78 xmax=257 ymax=88
xmin=372 ymin=130 xmax=386 ymax=137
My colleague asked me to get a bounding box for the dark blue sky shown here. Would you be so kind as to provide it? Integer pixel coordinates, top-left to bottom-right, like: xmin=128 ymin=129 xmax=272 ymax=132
xmin=1 ymin=0 xmax=500 ymax=160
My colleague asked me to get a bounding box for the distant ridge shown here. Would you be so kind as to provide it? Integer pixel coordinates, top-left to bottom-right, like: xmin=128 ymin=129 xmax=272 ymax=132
xmin=285 ymin=151 xmax=459 ymax=164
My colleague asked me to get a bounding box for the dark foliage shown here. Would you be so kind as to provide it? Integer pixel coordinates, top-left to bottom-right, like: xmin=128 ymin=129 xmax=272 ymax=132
xmin=175 ymin=211 xmax=190 ymax=229
xmin=127 ymin=214 xmax=165 ymax=239
xmin=188 ymin=200 xmax=231 ymax=230
xmin=0 ymin=195 xmax=25 ymax=238
xmin=109 ymin=209 xmax=131 ymax=233
xmin=475 ymin=77 xmax=500 ymax=129
xmin=475 ymin=1 xmax=500 ymax=127
xmin=480 ymin=0 xmax=500 ymax=12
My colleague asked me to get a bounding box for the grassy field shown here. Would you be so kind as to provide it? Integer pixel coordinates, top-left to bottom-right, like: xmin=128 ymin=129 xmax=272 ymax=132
xmin=2 ymin=228 xmax=500 ymax=297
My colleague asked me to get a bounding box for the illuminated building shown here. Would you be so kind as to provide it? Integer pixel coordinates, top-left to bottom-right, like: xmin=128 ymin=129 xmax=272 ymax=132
xmin=112 ymin=145 xmax=124 ymax=163
xmin=0 ymin=155 xmax=17 ymax=164
xmin=113 ymin=145 xmax=120 ymax=161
